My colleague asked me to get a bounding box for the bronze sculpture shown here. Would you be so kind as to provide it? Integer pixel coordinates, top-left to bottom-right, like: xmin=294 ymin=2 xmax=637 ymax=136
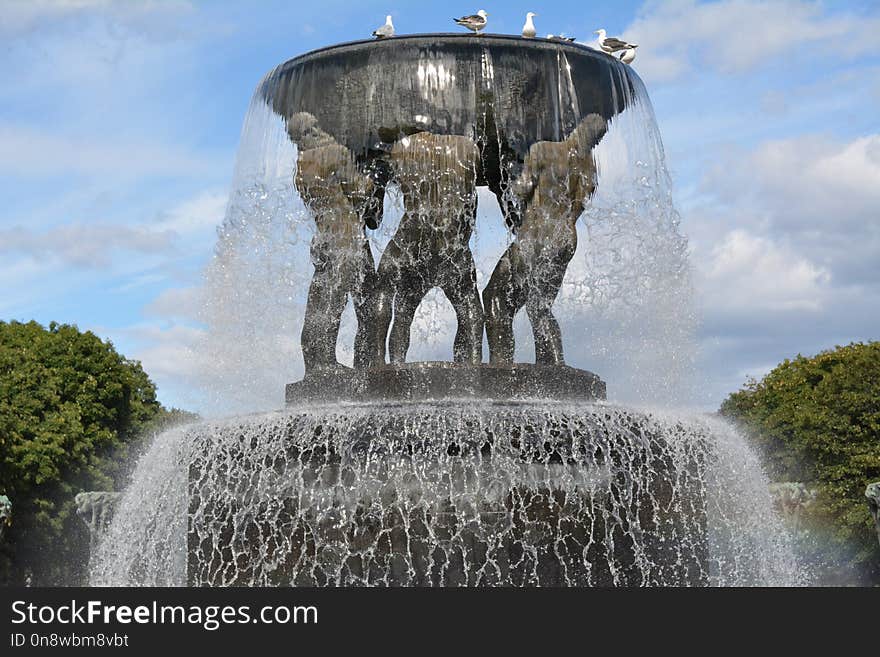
xmin=373 ymin=132 xmax=484 ymax=365
xmin=483 ymin=114 xmax=608 ymax=365
xmin=290 ymin=114 xmax=608 ymax=371
xmin=293 ymin=133 xmax=380 ymax=373
xmin=0 ymin=495 xmax=10 ymax=543
xmin=867 ymin=483 xmax=880 ymax=550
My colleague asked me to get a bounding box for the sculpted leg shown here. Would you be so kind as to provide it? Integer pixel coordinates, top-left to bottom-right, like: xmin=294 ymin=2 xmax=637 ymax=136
xmin=388 ymin=278 xmax=428 ymax=364
xmin=373 ymin=287 xmax=393 ymax=366
xmin=483 ymin=244 xmax=526 ymax=364
xmin=527 ymin=244 xmax=574 ymax=366
xmin=442 ymin=256 xmax=484 ymax=364
xmin=373 ymin=239 xmax=406 ymax=365
xmin=301 ymin=263 xmax=349 ymax=372
xmin=526 ymin=296 xmax=564 ymax=365
xmin=352 ymin=241 xmax=379 ymax=370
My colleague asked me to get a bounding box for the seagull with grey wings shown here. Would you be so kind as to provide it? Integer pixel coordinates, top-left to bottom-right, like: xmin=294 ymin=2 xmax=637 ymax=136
xmin=594 ymin=29 xmax=638 ymax=55
xmin=454 ymin=9 xmax=488 ymax=34
xmin=372 ymin=15 xmax=394 ymax=39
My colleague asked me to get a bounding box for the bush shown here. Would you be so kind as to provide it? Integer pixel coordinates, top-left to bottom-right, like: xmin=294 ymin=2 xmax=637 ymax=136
xmin=720 ymin=342 xmax=880 ymax=582
xmin=0 ymin=320 xmax=187 ymax=585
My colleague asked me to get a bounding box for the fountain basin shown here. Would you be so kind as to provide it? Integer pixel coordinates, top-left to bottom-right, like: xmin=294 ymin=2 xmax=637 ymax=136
xmin=262 ymin=33 xmax=634 ymax=187
xmin=186 ymin=402 xmax=709 ymax=587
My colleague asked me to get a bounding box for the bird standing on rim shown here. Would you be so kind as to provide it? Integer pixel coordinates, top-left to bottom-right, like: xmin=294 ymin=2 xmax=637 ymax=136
xmin=454 ymin=9 xmax=488 ymax=34
xmin=594 ymin=28 xmax=637 ymax=55
xmin=372 ymin=15 xmax=394 ymax=39
xmin=619 ymin=46 xmax=638 ymax=65
xmin=521 ymin=12 xmax=537 ymax=38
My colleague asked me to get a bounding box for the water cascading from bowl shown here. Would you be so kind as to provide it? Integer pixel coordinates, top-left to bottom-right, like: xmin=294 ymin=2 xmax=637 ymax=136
xmin=89 ymin=35 xmax=804 ymax=586
xmin=91 ymin=405 xmax=802 ymax=586
xmin=192 ymin=35 xmax=697 ymax=412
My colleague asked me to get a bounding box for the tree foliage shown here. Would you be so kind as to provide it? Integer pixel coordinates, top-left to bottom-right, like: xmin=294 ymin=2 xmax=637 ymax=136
xmin=0 ymin=320 xmax=182 ymax=584
xmin=720 ymin=342 xmax=880 ymax=578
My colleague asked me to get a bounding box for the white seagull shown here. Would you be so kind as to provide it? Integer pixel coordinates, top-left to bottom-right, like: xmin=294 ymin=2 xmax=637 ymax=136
xmin=619 ymin=46 xmax=638 ymax=65
xmin=594 ymin=28 xmax=637 ymax=55
xmin=522 ymin=12 xmax=537 ymax=38
xmin=372 ymin=15 xmax=394 ymax=39
xmin=454 ymin=9 xmax=488 ymax=34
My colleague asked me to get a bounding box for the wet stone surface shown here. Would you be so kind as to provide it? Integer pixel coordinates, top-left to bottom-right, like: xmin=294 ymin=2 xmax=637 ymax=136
xmin=286 ymin=363 xmax=606 ymax=404
xmin=186 ymin=403 xmax=709 ymax=587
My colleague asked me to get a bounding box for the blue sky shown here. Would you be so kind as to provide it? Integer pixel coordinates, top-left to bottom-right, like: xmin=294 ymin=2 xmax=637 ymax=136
xmin=1 ymin=0 xmax=878 ymax=411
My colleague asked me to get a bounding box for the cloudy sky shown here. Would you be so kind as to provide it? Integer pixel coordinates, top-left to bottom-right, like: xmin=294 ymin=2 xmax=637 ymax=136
xmin=1 ymin=0 xmax=878 ymax=412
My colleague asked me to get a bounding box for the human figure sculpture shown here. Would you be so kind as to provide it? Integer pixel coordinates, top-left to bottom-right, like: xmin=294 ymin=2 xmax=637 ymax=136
xmin=483 ymin=114 xmax=608 ymax=365
xmin=867 ymin=482 xmax=880 ymax=549
xmin=373 ymin=132 xmax=484 ymax=365
xmin=768 ymin=482 xmax=816 ymax=533
xmin=0 ymin=495 xmax=10 ymax=543
xmin=75 ymin=491 xmax=121 ymax=555
xmin=294 ymin=141 xmax=380 ymax=373
xmin=287 ymin=112 xmax=388 ymax=231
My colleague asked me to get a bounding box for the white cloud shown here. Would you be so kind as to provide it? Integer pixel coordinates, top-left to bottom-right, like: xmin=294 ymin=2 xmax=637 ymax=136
xmin=684 ymin=129 xmax=880 ymax=406
xmin=697 ymin=133 xmax=880 ymax=287
xmin=106 ymin=320 xmax=208 ymax=408
xmin=0 ymin=258 xmax=65 ymax=315
xmin=0 ymin=222 xmax=175 ymax=268
xmin=700 ymin=229 xmax=831 ymax=312
xmin=154 ymin=190 xmax=228 ymax=236
xmin=0 ymin=186 xmax=222 ymax=275
xmin=122 ymin=322 xmax=205 ymax=373
xmin=0 ymin=0 xmax=194 ymax=39
xmin=0 ymin=0 xmax=228 ymax=186
xmin=623 ymin=0 xmax=880 ymax=81
xmin=144 ymin=285 xmax=202 ymax=319
xmin=762 ymin=135 xmax=880 ymax=228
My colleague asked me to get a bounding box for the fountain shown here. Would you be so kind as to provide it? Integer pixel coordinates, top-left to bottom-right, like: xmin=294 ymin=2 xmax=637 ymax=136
xmin=88 ymin=35 xmax=804 ymax=586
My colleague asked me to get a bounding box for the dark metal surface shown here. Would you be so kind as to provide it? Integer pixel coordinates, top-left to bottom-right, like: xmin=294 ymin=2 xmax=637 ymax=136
xmin=262 ymin=33 xmax=634 ymax=161
xmin=483 ymin=114 xmax=608 ymax=366
xmin=285 ymin=362 xmax=606 ymax=404
xmin=187 ymin=400 xmax=708 ymax=586
xmin=273 ymin=34 xmax=631 ymax=376
xmin=372 ymin=133 xmax=484 ymax=366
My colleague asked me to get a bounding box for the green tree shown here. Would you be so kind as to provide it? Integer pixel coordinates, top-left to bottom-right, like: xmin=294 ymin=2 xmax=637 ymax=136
xmin=0 ymin=320 xmax=184 ymax=585
xmin=720 ymin=342 xmax=880 ymax=582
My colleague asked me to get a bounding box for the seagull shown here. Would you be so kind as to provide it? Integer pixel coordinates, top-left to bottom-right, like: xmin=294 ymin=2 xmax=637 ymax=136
xmin=454 ymin=9 xmax=488 ymax=34
xmin=547 ymin=34 xmax=576 ymax=42
xmin=522 ymin=12 xmax=537 ymax=38
xmin=594 ymin=28 xmax=637 ymax=54
xmin=619 ymin=46 xmax=638 ymax=65
xmin=372 ymin=15 xmax=394 ymax=39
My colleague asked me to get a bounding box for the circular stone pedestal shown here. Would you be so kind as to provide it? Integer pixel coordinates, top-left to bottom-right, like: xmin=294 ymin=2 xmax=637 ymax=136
xmin=285 ymin=363 xmax=606 ymax=405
